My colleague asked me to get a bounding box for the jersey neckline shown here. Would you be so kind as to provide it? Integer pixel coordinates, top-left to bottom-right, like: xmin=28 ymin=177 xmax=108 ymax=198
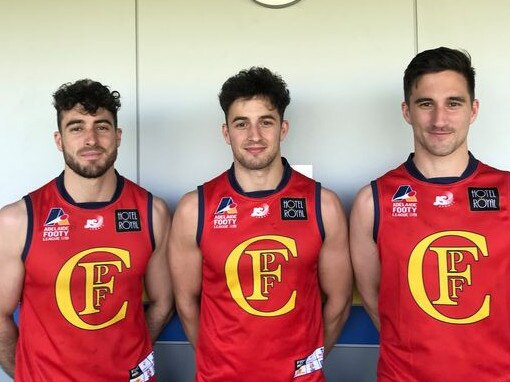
xmin=55 ymin=170 xmax=125 ymax=209
xmin=403 ymin=151 xmax=479 ymax=185
xmin=227 ymin=157 xmax=292 ymax=198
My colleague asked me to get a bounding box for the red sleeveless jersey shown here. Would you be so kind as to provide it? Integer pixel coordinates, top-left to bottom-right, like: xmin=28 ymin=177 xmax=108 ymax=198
xmin=15 ymin=173 xmax=156 ymax=382
xmin=196 ymin=161 xmax=326 ymax=382
xmin=374 ymin=155 xmax=510 ymax=382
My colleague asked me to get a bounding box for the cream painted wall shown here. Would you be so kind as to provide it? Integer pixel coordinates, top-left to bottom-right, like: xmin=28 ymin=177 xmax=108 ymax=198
xmin=417 ymin=0 xmax=510 ymax=170
xmin=137 ymin=0 xmax=414 ymax=209
xmin=0 ymin=0 xmax=137 ymax=207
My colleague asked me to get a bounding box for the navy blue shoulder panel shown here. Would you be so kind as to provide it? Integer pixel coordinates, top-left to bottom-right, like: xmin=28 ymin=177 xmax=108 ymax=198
xmin=147 ymin=192 xmax=155 ymax=252
xmin=370 ymin=180 xmax=380 ymax=243
xmin=315 ymin=182 xmax=325 ymax=241
xmin=196 ymin=185 xmax=205 ymax=245
xmin=21 ymin=195 xmax=34 ymax=262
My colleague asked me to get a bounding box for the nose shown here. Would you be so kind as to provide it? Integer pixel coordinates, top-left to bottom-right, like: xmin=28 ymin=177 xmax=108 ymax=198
xmin=432 ymin=106 xmax=448 ymax=128
xmin=247 ymin=124 xmax=262 ymax=141
xmin=84 ymin=127 xmax=98 ymax=146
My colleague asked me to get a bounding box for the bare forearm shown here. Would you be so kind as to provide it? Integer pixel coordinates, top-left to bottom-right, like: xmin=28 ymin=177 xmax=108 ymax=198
xmin=145 ymin=302 xmax=173 ymax=343
xmin=323 ymin=301 xmax=350 ymax=357
xmin=177 ymin=302 xmax=200 ymax=349
xmin=0 ymin=318 xmax=18 ymax=378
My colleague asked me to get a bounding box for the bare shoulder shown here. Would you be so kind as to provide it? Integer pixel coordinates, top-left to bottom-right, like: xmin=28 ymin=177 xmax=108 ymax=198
xmin=174 ymin=190 xmax=199 ymax=217
xmin=151 ymin=195 xmax=171 ymax=220
xmin=319 ymin=186 xmax=347 ymax=220
xmin=170 ymin=190 xmax=200 ymax=240
xmin=351 ymin=184 xmax=374 ymax=219
xmin=320 ymin=186 xmax=344 ymax=210
xmin=0 ymin=199 xmax=28 ymax=258
xmin=353 ymin=184 xmax=374 ymax=205
xmin=350 ymin=184 xmax=376 ymax=246
xmin=318 ymin=186 xmax=348 ymax=241
xmin=0 ymin=199 xmax=27 ymax=231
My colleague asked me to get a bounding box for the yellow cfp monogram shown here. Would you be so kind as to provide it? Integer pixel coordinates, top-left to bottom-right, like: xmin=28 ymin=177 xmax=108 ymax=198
xmin=225 ymin=235 xmax=297 ymax=317
xmin=408 ymin=231 xmax=490 ymax=324
xmin=55 ymin=247 xmax=130 ymax=329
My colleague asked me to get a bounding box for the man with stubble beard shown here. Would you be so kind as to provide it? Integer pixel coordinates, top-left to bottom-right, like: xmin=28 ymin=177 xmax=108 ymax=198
xmin=0 ymin=79 xmax=173 ymax=381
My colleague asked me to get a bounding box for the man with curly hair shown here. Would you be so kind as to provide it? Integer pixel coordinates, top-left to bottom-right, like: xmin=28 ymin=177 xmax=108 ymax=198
xmin=0 ymin=79 xmax=173 ymax=381
xmin=170 ymin=67 xmax=352 ymax=382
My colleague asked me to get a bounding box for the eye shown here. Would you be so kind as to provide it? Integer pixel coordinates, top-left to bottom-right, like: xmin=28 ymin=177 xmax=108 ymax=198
xmin=418 ymin=101 xmax=432 ymax=108
xmin=96 ymin=124 xmax=110 ymax=131
xmin=448 ymin=101 xmax=462 ymax=107
xmin=234 ymin=121 xmax=247 ymax=129
xmin=261 ymin=119 xmax=274 ymax=127
xmin=68 ymin=125 xmax=82 ymax=132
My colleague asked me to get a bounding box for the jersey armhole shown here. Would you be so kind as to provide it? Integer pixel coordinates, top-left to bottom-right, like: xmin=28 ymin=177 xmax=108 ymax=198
xmin=196 ymin=185 xmax=204 ymax=245
xmin=21 ymin=195 xmax=34 ymax=262
xmin=370 ymin=180 xmax=380 ymax=243
xmin=147 ymin=193 xmax=156 ymax=252
xmin=315 ymin=182 xmax=325 ymax=241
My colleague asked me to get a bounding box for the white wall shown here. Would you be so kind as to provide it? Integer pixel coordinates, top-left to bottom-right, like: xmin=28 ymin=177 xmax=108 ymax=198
xmin=0 ymin=0 xmax=137 ymax=206
xmin=4 ymin=0 xmax=509 ymax=210
xmin=417 ymin=0 xmax=510 ymax=170
xmin=137 ymin=0 xmax=414 ymax=209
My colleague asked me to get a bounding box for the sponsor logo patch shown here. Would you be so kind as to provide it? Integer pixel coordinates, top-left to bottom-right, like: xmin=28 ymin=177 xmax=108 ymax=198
xmin=84 ymin=215 xmax=104 ymax=230
xmin=115 ymin=209 xmax=141 ymax=232
xmin=433 ymin=191 xmax=455 ymax=208
xmin=251 ymin=203 xmax=270 ymax=218
xmin=281 ymin=198 xmax=307 ymax=220
xmin=213 ymin=197 xmax=237 ymax=229
xmin=391 ymin=185 xmax=418 ymax=217
xmin=44 ymin=208 xmax=69 ymax=226
xmin=42 ymin=208 xmax=70 ymax=241
xmin=294 ymin=347 xmax=324 ymax=378
xmin=468 ymin=187 xmax=499 ymax=211
xmin=129 ymin=351 xmax=155 ymax=382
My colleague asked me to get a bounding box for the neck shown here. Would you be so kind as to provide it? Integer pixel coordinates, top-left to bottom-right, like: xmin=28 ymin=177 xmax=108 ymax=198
xmin=412 ymin=149 xmax=470 ymax=178
xmin=62 ymin=167 xmax=118 ymax=203
xmin=233 ymin=157 xmax=285 ymax=193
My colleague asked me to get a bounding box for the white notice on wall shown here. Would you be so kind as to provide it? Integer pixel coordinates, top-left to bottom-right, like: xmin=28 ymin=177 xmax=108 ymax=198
xmin=291 ymin=164 xmax=313 ymax=179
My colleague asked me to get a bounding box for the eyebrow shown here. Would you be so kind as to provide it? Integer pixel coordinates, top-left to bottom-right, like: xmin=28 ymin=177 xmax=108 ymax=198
xmin=447 ymin=96 xmax=467 ymax=102
xmin=413 ymin=96 xmax=467 ymax=104
xmin=231 ymin=115 xmax=277 ymax=123
xmin=231 ymin=116 xmax=249 ymax=123
xmin=413 ymin=97 xmax=432 ymax=104
xmin=64 ymin=118 xmax=113 ymax=128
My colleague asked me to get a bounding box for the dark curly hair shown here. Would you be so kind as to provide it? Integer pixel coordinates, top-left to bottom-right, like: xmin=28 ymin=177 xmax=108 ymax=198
xmin=404 ymin=47 xmax=475 ymax=104
xmin=219 ymin=67 xmax=290 ymax=121
xmin=53 ymin=79 xmax=121 ymax=130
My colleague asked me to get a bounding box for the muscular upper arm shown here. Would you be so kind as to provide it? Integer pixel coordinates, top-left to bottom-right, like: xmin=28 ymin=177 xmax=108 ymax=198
xmin=168 ymin=191 xmax=202 ymax=306
xmin=349 ymin=184 xmax=381 ymax=328
xmin=144 ymin=196 xmax=172 ymax=311
xmin=318 ymin=188 xmax=352 ymax=306
xmin=0 ymin=200 xmax=27 ymax=318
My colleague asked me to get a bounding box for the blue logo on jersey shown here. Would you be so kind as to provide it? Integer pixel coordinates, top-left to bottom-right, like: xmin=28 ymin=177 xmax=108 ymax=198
xmin=44 ymin=208 xmax=70 ymax=226
xmin=214 ymin=197 xmax=237 ymax=215
xmin=392 ymin=185 xmax=417 ymax=202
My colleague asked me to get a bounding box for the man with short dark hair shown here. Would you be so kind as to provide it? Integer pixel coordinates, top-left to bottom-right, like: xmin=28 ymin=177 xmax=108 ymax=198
xmin=170 ymin=67 xmax=352 ymax=382
xmin=350 ymin=47 xmax=510 ymax=381
xmin=0 ymin=79 xmax=173 ymax=381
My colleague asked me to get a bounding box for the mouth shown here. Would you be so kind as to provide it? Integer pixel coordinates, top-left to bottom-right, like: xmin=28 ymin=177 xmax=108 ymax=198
xmin=245 ymin=146 xmax=266 ymax=155
xmin=79 ymin=149 xmax=104 ymax=160
xmin=428 ymin=130 xmax=453 ymax=138
xmin=429 ymin=127 xmax=453 ymax=134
